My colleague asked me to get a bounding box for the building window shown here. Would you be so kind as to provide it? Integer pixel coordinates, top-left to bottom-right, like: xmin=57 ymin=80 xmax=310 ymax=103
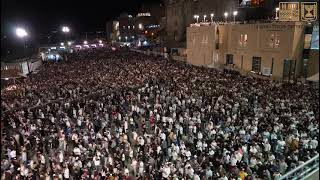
xmin=226 ymin=54 xmax=234 ymax=65
xmin=271 ymin=58 xmax=274 ymax=74
xmin=252 ymin=56 xmax=262 ymax=73
xmin=241 ymin=55 xmax=244 ymax=69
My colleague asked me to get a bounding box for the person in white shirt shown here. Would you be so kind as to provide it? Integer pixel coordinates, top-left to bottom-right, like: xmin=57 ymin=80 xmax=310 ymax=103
xmin=196 ymin=140 xmax=203 ymax=152
xmin=310 ymin=138 xmax=318 ymax=149
xmin=162 ymin=164 xmax=171 ymax=178
xmin=250 ymin=157 xmax=257 ymax=168
xmin=9 ymin=149 xmax=16 ymax=160
xmin=206 ymin=168 xmax=213 ymax=179
xmin=161 ymin=132 xmax=166 ymax=141
xmin=132 ymin=159 xmax=137 ymax=176
xmin=40 ymin=154 xmax=45 ymax=165
xmin=63 ymin=167 xmax=70 ymax=179
xmin=93 ymin=156 xmax=100 ymax=166
xmin=264 ymin=142 xmax=271 ymax=152
xmin=186 ymin=150 xmax=191 ymax=160
xmin=59 ymin=151 xmax=64 ymax=163
xmin=197 ymin=132 xmax=203 ymax=140
xmin=73 ymin=147 xmax=81 ymax=156
xmin=194 ymin=174 xmax=200 ymax=180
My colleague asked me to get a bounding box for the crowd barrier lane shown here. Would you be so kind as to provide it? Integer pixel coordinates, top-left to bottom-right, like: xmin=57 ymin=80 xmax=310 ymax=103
xmin=130 ymin=49 xmax=169 ymax=59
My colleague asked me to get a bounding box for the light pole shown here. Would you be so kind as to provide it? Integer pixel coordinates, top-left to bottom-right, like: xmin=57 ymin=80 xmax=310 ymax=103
xmin=203 ymin=15 xmax=207 ymax=22
xmin=62 ymin=26 xmax=70 ymax=45
xmin=15 ymin=27 xmax=30 ymax=73
xmin=194 ymin=15 xmax=199 ymax=23
xmin=210 ymin=13 xmax=214 ymax=23
xmin=125 ymin=36 xmax=128 ymax=42
xmin=233 ymin=11 xmax=238 ymax=23
xmin=275 ymin=7 xmax=280 ymax=20
xmin=224 ymin=12 xmax=228 ymax=23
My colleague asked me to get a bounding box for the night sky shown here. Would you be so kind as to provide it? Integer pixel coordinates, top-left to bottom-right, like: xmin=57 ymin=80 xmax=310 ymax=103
xmin=1 ymin=0 xmax=161 ymax=59
xmin=2 ymin=0 xmax=161 ymax=34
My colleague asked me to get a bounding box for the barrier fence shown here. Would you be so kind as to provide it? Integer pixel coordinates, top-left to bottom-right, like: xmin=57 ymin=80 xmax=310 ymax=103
xmin=130 ymin=49 xmax=169 ymax=59
xmin=279 ymin=154 xmax=319 ymax=180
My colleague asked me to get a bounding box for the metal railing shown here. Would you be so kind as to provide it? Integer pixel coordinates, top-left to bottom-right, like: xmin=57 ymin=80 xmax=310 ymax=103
xmin=279 ymin=154 xmax=319 ymax=180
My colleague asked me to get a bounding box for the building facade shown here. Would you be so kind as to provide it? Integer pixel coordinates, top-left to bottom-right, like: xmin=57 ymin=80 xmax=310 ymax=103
xmin=164 ymin=0 xmax=281 ymax=48
xmin=108 ymin=12 xmax=164 ymax=45
xmin=187 ymin=22 xmax=310 ymax=80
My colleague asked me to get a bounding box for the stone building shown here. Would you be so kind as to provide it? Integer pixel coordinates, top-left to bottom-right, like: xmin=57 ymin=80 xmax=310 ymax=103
xmin=186 ymin=21 xmax=313 ymax=80
xmin=164 ymin=0 xmax=238 ymax=48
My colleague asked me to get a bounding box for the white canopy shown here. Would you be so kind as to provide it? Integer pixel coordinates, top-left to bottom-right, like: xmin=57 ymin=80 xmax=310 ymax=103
xmin=306 ymin=73 xmax=319 ymax=82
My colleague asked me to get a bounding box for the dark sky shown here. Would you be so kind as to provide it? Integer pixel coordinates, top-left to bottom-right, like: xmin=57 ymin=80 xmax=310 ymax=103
xmin=1 ymin=0 xmax=162 ymax=59
xmin=1 ymin=0 xmax=162 ymax=35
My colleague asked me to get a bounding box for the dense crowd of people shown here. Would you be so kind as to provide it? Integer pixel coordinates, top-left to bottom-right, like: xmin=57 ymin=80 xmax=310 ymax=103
xmin=1 ymin=46 xmax=319 ymax=179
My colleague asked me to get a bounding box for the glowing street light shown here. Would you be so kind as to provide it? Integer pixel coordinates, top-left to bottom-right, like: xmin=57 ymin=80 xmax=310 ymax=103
xmin=194 ymin=15 xmax=199 ymax=23
xmin=275 ymin=7 xmax=280 ymax=20
xmin=203 ymin=15 xmax=207 ymax=22
xmin=15 ymin=27 xmax=30 ymax=72
xmin=99 ymin=40 xmax=102 ymax=43
xmin=60 ymin=42 xmax=64 ymax=46
xmin=125 ymin=36 xmax=128 ymax=41
xmin=210 ymin=13 xmax=214 ymax=22
xmin=224 ymin=12 xmax=229 ymax=22
xmin=16 ymin=28 xmax=28 ymax=38
xmin=233 ymin=11 xmax=238 ymax=23
xmin=83 ymin=40 xmax=88 ymax=45
xmin=67 ymin=41 xmax=72 ymax=46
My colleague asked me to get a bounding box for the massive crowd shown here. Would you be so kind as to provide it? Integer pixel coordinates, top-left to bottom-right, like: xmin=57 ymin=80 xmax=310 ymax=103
xmin=1 ymin=46 xmax=319 ymax=180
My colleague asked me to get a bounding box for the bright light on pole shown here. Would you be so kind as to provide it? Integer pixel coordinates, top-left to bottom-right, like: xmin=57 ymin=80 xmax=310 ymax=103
xmin=210 ymin=13 xmax=214 ymax=22
xmin=224 ymin=12 xmax=228 ymax=22
xmin=203 ymin=15 xmax=207 ymax=22
xmin=194 ymin=15 xmax=199 ymax=23
xmin=15 ymin=27 xmax=29 ymax=72
xmin=16 ymin=28 xmax=28 ymax=38
xmin=68 ymin=41 xmax=72 ymax=46
xmin=125 ymin=36 xmax=128 ymax=41
xmin=99 ymin=40 xmax=102 ymax=44
xmin=62 ymin=26 xmax=70 ymax=33
xmin=84 ymin=40 xmax=88 ymax=45
xmin=275 ymin=7 xmax=280 ymax=20
xmin=61 ymin=42 xmax=64 ymax=46
xmin=233 ymin=11 xmax=238 ymax=23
